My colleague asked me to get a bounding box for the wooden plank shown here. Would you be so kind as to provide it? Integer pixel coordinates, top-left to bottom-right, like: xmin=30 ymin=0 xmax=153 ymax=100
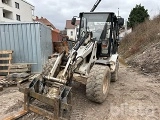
xmin=0 ymin=50 xmax=13 ymax=54
xmin=29 ymin=90 xmax=58 ymax=106
xmin=0 ymin=68 xmax=30 ymax=73
xmin=3 ymin=110 xmax=28 ymax=120
xmin=8 ymin=54 xmax=12 ymax=75
xmin=0 ymin=70 xmax=9 ymax=73
xmin=0 ymin=64 xmax=10 ymax=66
xmin=10 ymin=67 xmax=30 ymax=70
xmin=9 ymin=68 xmax=30 ymax=73
xmin=0 ymin=51 xmax=12 ymax=75
xmin=29 ymin=104 xmax=56 ymax=120
xmin=10 ymin=64 xmax=31 ymax=69
xmin=0 ymin=57 xmax=12 ymax=60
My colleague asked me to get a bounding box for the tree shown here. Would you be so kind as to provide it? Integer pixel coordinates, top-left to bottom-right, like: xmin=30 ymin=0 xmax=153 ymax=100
xmin=128 ymin=4 xmax=149 ymax=28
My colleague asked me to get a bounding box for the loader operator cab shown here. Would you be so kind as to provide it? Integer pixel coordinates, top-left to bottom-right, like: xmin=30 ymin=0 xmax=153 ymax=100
xmin=71 ymin=12 xmax=124 ymax=58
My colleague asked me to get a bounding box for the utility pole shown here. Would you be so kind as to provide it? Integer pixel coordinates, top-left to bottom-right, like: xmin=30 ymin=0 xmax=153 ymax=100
xmin=118 ymin=8 xmax=119 ymax=17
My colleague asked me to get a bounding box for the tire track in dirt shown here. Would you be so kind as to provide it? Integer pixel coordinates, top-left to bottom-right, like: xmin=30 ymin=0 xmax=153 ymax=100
xmin=71 ymin=83 xmax=86 ymax=120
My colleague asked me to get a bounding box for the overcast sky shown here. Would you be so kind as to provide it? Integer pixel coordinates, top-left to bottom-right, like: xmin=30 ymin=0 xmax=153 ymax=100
xmin=27 ymin=0 xmax=160 ymax=30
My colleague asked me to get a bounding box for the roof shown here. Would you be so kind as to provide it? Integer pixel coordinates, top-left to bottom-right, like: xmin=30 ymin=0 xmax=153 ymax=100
xmin=53 ymin=29 xmax=60 ymax=33
xmin=65 ymin=20 xmax=80 ymax=29
xmin=34 ymin=16 xmax=56 ymax=29
xmin=21 ymin=0 xmax=34 ymax=7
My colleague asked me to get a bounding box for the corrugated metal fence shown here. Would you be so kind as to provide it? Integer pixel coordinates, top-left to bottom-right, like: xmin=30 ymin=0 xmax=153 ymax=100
xmin=0 ymin=22 xmax=53 ymax=73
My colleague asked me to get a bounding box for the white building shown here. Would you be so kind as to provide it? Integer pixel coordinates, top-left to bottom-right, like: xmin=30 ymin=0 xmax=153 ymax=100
xmin=65 ymin=20 xmax=80 ymax=40
xmin=0 ymin=0 xmax=34 ymax=22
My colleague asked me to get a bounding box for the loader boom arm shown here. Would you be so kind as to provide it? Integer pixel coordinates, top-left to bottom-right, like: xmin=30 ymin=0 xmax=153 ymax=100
xmin=90 ymin=0 xmax=101 ymax=12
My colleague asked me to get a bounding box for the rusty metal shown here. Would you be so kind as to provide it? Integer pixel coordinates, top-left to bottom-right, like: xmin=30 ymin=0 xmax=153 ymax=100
xmin=4 ymin=76 xmax=72 ymax=120
xmin=29 ymin=104 xmax=57 ymax=120
xmin=19 ymin=78 xmax=71 ymax=119
xmin=47 ymin=87 xmax=60 ymax=98
xmin=19 ymin=86 xmax=60 ymax=119
xmin=44 ymin=76 xmax=67 ymax=84
xmin=3 ymin=110 xmax=28 ymax=120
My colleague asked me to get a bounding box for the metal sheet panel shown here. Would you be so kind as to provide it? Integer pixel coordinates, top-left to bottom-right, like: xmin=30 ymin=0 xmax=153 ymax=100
xmin=39 ymin=24 xmax=53 ymax=72
xmin=0 ymin=22 xmax=52 ymax=73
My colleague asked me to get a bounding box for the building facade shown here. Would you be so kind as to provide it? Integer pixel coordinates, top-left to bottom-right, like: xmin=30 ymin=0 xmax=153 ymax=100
xmin=0 ymin=0 xmax=34 ymax=22
xmin=65 ymin=20 xmax=80 ymax=40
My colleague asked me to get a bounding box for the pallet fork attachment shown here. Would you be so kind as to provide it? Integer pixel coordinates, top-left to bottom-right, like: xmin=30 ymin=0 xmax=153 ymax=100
xmin=4 ymin=78 xmax=72 ymax=120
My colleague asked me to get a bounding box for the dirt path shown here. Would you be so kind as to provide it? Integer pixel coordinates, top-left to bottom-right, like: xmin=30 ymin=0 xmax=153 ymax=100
xmin=0 ymin=64 xmax=160 ymax=120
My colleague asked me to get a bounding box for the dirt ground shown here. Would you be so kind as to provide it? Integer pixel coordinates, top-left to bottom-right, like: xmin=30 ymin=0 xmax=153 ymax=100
xmin=0 ymin=64 xmax=160 ymax=120
xmin=126 ymin=41 xmax=160 ymax=77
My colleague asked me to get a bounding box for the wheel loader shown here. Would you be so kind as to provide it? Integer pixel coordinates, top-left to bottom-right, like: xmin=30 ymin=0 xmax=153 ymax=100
xmin=4 ymin=0 xmax=124 ymax=120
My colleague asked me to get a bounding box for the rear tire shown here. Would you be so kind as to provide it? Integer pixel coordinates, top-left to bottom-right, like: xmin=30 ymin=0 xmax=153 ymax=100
xmin=86 ymin=65 xmax=111 ymax=103
xmin=111 ymin=60 xmax=119 ymax=82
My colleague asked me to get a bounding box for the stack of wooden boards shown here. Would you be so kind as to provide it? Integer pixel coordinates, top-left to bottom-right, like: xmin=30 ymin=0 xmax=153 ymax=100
xmin=0 ymin=50 xmax=13 ymax=75
xmin=0 ymin=50 xmax=31 ymax=75
xmin=0 ymin=73 xmax=30 ymax=87
xmin=0 ymin=50 xmax=31 ymax=87
xmin=9 ymin=64 xmax=31 ymax=73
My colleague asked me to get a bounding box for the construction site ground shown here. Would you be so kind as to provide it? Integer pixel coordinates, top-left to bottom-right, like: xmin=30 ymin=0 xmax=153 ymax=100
xmin=0 ymin=64 xmax=160 ymax=120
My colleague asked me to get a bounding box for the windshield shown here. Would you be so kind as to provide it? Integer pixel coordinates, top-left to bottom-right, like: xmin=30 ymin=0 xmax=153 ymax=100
xmin=80 ymin=13 xmax=111 ymax=40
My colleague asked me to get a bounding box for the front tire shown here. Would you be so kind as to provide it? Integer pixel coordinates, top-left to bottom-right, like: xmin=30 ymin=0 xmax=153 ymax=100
xmin=86 ymin=65 xmax=111 ymax=103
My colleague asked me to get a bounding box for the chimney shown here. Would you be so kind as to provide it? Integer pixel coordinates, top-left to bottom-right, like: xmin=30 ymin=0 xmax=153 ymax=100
xmin=36 ymin=16 xmax=38 ymax=20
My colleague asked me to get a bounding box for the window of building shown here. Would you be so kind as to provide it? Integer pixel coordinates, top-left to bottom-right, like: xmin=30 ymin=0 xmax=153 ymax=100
xmin=2 ymin=0 xmax=7 ymax=4
xmin=2 ymin=0 xmax=12 ymax=6
xmin=71 ymin=31 xmax=73 ymax=36
xmin=31 ymin=8 xmax=35 ymax=15
xmin=3 ymin=10 xmax=13 ymax=19
xmin=15 ymin=2 xmax=19 ymax=9
xmin=16 ymin=14 xmax=20 ymax=21
xmin=3 ymin=13 xmax=6 ymax=17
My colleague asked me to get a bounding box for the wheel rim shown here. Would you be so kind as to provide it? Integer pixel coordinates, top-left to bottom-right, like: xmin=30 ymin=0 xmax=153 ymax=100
xmin=103 ymin=75 xmax=108 ymax=94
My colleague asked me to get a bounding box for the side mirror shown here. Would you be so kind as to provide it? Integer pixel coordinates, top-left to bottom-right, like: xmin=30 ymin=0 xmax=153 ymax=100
xmin=118 ymin=18 xmax=124 ymax=27
xmin=71 ymin=17 xmax=76 ymax=25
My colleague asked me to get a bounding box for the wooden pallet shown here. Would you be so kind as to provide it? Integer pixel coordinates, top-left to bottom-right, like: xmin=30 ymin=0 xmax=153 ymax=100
xmin=0 ymin=73 xmax=31 ymax=86
xmin=0 ymin=78 xmax=17 ymax=86
xmin=0 ymin=50 xmax=13 ymax=75
xmin=9 ymin=64 xmax=31 ymax=73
